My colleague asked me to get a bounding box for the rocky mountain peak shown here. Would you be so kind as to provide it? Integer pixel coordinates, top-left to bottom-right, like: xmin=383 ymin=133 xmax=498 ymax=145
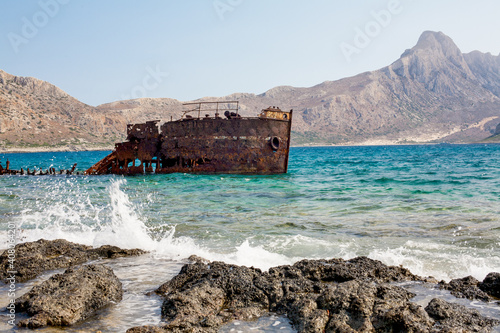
xmin=387 ymin=31 xmax=476 ymax=96
xmin=398 ymin=31 xmax=469 ymax=71
xmin=411 ymin=31 xmax=462 ymax=58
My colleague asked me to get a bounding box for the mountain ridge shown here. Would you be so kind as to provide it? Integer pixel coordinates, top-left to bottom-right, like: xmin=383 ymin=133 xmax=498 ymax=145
xmin=1 ymin=31 xmax=500 ymax=151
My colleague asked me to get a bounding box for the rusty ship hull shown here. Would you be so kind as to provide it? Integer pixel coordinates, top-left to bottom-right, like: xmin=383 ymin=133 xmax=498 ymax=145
xmin=85 ymin=103 xmax=292 ymax=175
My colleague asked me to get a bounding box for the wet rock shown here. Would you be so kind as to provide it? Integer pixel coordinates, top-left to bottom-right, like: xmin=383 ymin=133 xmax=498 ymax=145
xmin=439 ymin=275 xmax=492 ymax=301
xmin=187 ymin=254 xmax=210 ymax=263
xmin=479 ymin=272 xmax=500 ymax=299
xmin=315 ymin=285 xmax=498 ymax=333
xmin=0 ymin=239 xmax=146 ymax=283
xmin=16 ymin=264 xmax=122 ymax=328
xmin=89 ymin=244 xmax=147 ymax=259
xmin=0 ymin=239 xmax=92 ymax=283
xmin=126 ymin=326 xmax=168 ymax=333
xmin=425 ymin=298 xmax=500 ymax=332
xmin=317 ymin=281 xmax=434 ymax=332
xmin=157 ymin=261 xmax=269 ymax=331
xmin=269 ymin=256 xmax=424 ymax=283
xmin=128 ymin=257 xmax=500 ymax=333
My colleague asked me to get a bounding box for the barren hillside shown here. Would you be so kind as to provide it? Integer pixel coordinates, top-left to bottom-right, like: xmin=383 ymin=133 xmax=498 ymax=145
xmin=1 ymin=31 xmax=499 ymax=151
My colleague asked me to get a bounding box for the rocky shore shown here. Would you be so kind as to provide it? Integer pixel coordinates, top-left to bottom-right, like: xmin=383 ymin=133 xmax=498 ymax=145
xmin=1 ymin=239 xmax=499 ymax=332
xmin=0 ymin=238 xmax=146 ymax=283
xmin=16 ymin=264 xmax=123 ymax=328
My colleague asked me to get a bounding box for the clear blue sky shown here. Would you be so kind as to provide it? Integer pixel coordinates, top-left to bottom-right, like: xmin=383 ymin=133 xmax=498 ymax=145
xmin=1 ymin=0 xmax=500 ymax=106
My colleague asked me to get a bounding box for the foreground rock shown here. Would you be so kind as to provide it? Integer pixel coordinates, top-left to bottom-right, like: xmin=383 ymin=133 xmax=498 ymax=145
xmin=480 ymin=272 xmax=500 ymax=298
xmin=426 ymin=298 xmax=499 ymax=332
xmin=439 ymin=273 xmax=500 ymax=301
xmin=15 ymin=264 xmax=122 ymax=328
xmin=0 ymin=239 xmax=146 ymax=283
xmin=128 ymin=257 xmax=499 ymax=332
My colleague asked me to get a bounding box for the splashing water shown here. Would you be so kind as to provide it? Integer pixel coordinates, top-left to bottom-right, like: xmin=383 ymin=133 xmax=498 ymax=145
xmin=1 ymin=145 xmax=500 ymax=280
xmin=1 ymin=146 xmax=500 ymax=332
xmin=94 ymin=179 xmax=155 ymax=250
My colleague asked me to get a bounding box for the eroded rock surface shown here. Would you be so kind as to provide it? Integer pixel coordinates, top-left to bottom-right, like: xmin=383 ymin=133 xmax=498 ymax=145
xmin=0 ymin=238 xmax=146 ymax=283
xmin=128 ymin=257 xmax=499 ymax=332
xmin=426 ymin=298 xmax=500 ymax=332
xmin=479 ymin=272 xmax=500 ymax=299
xmin=439 ymin=273 xmax=500 ymax=302
xmin=16 ymin=264 xmax=123 ymax=328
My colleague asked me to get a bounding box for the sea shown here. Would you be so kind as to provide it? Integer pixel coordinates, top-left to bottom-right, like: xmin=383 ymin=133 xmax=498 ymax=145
xmin=0 ymin=144 xmax=499 ymax=332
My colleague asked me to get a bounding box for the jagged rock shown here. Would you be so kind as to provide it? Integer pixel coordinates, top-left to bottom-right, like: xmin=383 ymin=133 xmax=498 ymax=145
xmin=126 ymin=326 xmax=168 ymax=333
xmin=157 ymin=261 xmax=269 ymax=332
xmin=0 ymin=239 xmax=92 ymax=283
xmin=187 ymin=254 xmax=210 ymax=263
xmin=16 ymin=264 xmax=122 ymax=328
xmin=0 ymin=239 xmax=146 ymax=283
xmin=269 ymin=256 xmax=423 ymax=283
xmin=479 ymin=272 xmax=500 ymax=298
xmin=130 ymin=257 xmax=498 ymax=332
xmin=316 ymin=281 xmax=434 ymax=332
xmin=439 ymin=275 xmax=492 ymax=301
xmin=425 ymin=298 xmax=500 ymax=332
xmin=89 ymin=244 xmax=147 ymax=259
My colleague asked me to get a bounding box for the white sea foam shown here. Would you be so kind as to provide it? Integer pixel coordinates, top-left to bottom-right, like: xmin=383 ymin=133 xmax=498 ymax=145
xmin=1 ymin=179 xmax=291 ymax=270
xmin=93 ymin=179 xmax=154 ymax=250
xmin=229 ymin=240 xmax=292 ymax=270
xmin=154 ymin=236 xmax=293 ymax=271
xmin=2 ymin=178 xmax=499 ymax=280
xmin=1 ymin=179 xmax=324 ymax=271
xmin=368 ymin=241 xmax=500 ymax=281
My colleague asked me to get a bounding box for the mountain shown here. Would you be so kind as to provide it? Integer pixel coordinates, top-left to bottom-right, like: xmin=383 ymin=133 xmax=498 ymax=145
xmin=234 ymin=31 xmax=500 ymax=145
xmin=0 ymin=69 xmax=125 ymax=150
xmin=244 ymin=31 xmax=500 ymax=144
xmin=1 ymin=31 xmax=500 ymax=151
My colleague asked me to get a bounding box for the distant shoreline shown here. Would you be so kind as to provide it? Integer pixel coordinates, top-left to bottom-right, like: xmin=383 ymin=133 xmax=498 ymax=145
xmin=292 ymin=141 xmax=500 ymax=148
xmin=0 ymin=146 xmax=113 ymax=154
xmin=1 ymin=141 xmax=499 ymax=154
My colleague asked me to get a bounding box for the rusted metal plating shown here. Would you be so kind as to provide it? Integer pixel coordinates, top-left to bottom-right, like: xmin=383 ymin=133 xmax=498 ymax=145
xmin=85 ymin=103 xmax=293 ymax=175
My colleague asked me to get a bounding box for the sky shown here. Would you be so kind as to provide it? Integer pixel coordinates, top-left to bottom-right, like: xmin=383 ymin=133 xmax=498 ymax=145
xmin=1 ymin=0 xmax=500 ymax=106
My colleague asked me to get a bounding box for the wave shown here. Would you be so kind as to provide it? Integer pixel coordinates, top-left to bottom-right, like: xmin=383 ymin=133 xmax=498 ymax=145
xmin=1 ymin=177 xmax=499 ymax=281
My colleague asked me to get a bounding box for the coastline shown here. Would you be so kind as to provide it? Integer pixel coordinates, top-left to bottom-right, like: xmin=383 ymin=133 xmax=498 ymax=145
xmin=1 ymin=239 xmax=499 ymax=332
xmin=1 ymin=144 xmax=499 ymax=331
xmin=0 ymin=145 xmax=113 ymax=154
xmin=2 ymin=141 xmax=500 ymax=154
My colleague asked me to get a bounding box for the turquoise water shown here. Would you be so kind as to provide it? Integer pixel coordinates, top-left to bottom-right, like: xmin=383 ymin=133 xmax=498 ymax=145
xmin=1 ymin=145 xmax=499 ymax=280
xmin=1 ymin=144 xmax=500 ymax=331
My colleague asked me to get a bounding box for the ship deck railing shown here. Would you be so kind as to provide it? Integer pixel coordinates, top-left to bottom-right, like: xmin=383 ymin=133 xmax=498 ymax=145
xmin=181 ymin=101 xmax=239 ymax=120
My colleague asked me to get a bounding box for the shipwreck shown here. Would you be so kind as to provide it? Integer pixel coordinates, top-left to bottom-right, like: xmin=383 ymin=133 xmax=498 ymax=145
xmin=85 ymin=101 xmax=293 ymax=175
xmin=0 ymin=161 xmax=78 ymax=176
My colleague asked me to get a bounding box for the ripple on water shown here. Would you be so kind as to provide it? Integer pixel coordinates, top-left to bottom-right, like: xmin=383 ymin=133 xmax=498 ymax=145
xmin=0 ymin=145 xmax=499 ymax=331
